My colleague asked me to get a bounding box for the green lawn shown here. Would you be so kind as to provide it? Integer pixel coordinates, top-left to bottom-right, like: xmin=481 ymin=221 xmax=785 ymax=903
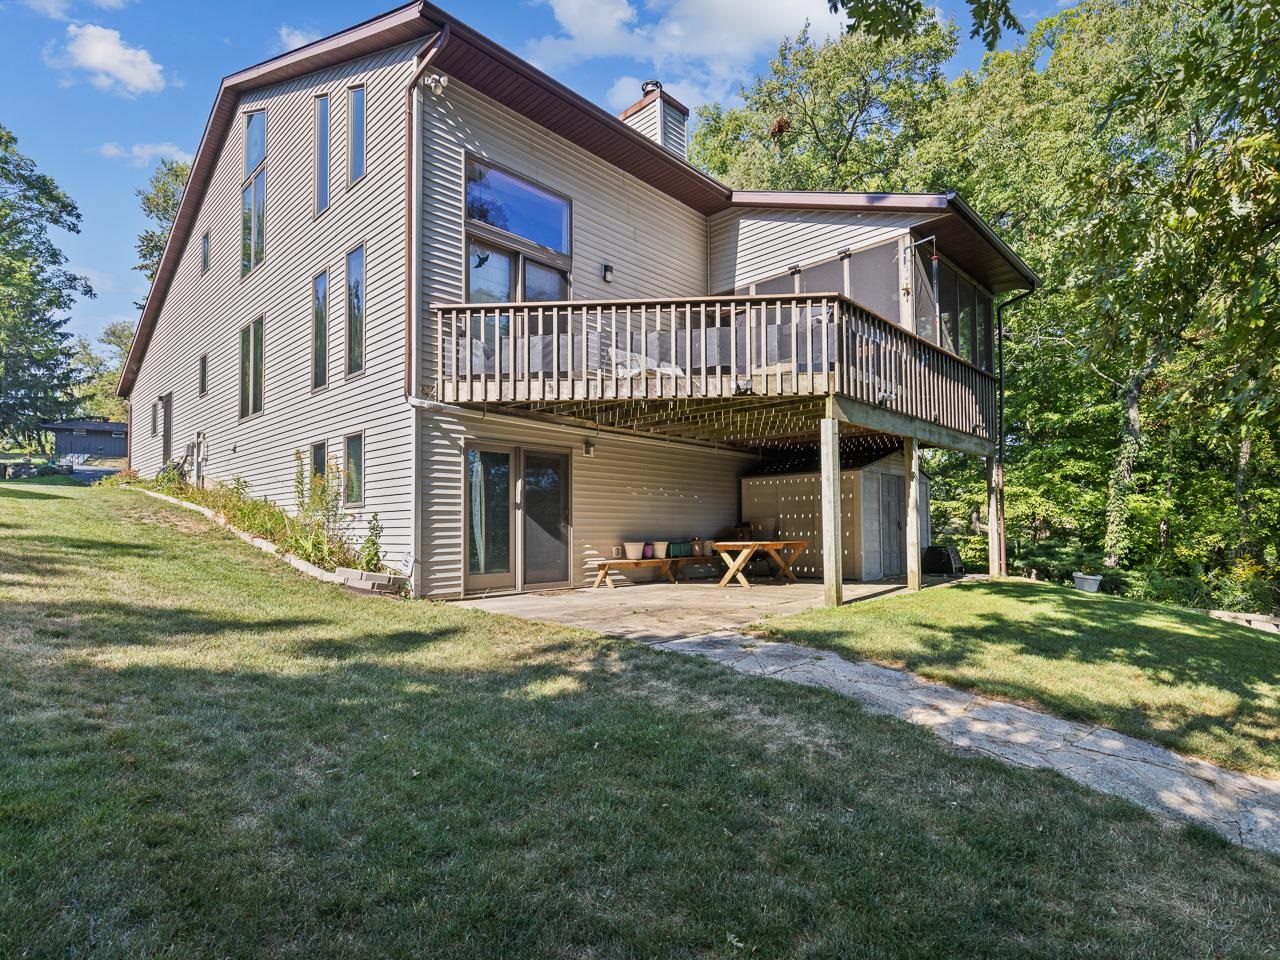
xmin=760 ymin=578 xmax=1280 ymax=777
xmin=2 ymin=481 xmax=1278 ymax=958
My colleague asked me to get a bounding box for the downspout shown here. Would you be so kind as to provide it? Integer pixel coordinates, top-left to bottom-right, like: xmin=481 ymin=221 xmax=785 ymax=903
xmin=402 ymin=18 xmax=451 ymax=598
xmin=402 ymin=20 xmax=451 ymax=399
xmin=995 ymin=286 xmax=1035 ymax=576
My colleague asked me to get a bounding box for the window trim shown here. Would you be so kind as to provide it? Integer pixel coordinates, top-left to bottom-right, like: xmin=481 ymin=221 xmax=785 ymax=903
xmin=347 ymin=84 xmax=367 ymax=188
xmin=463 ymin=153 xmax=574 ymax=268
xmin=238 ymin=315 xmax=265 ymax=421
xmin=342 ymin=431 xmax=365 ymax=507
xmin=240 ymin=109 xmax=267 ymax=279
xmin=200 ymin=231 xmax=210 ymax=274
xmin=344 ymin=242 xmax=367 ymax=379
xmin=311 ymin=268 xmax=329 ymax=392
xmin=314 ymin=93 xmax=331 ymax=218
xmin=198 ymin=353 xmax=208 ymax=396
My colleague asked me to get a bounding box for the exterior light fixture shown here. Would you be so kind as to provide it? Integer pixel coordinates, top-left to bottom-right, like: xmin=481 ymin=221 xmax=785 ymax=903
xmin=422 ymin=73 xmax=449 ymax=95
xmin=583 ymin=438 xmax=596 ymax=457
xmin=602 ymin=263 xmax=614 ymax=283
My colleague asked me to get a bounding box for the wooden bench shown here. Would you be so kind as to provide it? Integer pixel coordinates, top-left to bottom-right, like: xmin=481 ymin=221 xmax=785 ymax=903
xmin=591 ymin=557 xmax=677 ymax=588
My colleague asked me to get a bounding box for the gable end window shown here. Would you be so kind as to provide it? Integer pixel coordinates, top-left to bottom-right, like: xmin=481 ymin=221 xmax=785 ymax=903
xmin=348 ymin=86 xmax=366 ymax=184
xmin=241 ymin=110 xmax=266 ymax=276
xmin=312 ymin=270 xmax=329 ymax=389
xmin=343 ymin=432 xmax=364 ymax=505
xmin=150 ymin=402 xmax=158 ymax=436
xmin=198 ymin=353 xmax=208 ymax=395
xmin=310 ymin=441 xmax=327 ymax=481
xmin=201 ymin=231 xmax=210 ymax=274
xmin=345 ymin=245 xmax=365 ymax=375
xmin=465 ymin=158 xmax=570 ymax=255
xmin=239 ymin=315 xmax=264 ymax=419
xmin=315 ymin=94 xmax=330 ymax=214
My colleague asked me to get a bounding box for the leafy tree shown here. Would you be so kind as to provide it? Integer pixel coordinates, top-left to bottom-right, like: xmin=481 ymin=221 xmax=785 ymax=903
xmin=0 ymin=123 xmax=91 ymax=447
xmin=691 ymin=21 xmax=956 ymax=191
xmin=828 ymin=0 xmax=1021 ymax=49
xmin=72 ymin=318 xmax=133 ymax=421
xmin=134 ymin=158 xmax=191 ymax=302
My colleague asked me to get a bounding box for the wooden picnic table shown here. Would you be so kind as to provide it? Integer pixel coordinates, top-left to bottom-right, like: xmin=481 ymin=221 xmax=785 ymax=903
xmin=712 ymin=540 xmax=809 ymax=588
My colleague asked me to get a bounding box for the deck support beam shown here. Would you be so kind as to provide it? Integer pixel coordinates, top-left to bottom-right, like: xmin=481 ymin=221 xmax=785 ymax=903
xmin=904 ymin=436 xmax=922 ymax=591
xmin=820 ymin=415 xmax=843 ymax=607
xmin=986 ymin=456 xmax=1001 ymax=577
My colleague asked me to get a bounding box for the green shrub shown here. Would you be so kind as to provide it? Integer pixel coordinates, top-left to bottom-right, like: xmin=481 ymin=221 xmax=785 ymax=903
xmin=934 ymin=534 xmax=987 ymax=572
xmin=356 ymin=514 xmax=383 ymax=572
xmin=95 ymin=468 xmax=140 ymax=487
xmin=1205 ymin=558 xmax=1279 ymax=614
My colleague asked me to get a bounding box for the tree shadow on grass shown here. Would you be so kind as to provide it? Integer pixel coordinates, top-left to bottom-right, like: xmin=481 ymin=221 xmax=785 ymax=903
xmin=0 ymin=485 xmax=74 ymax=501
xmin=769 ymin=579 xmax=1280 ymax=774
xmin=3 ymin=603 xmax=1278 ymax=959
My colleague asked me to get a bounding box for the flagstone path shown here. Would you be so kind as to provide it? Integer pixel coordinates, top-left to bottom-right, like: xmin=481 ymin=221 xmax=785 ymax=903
xmin=653 ymin=631 xmax=1280 ymax=856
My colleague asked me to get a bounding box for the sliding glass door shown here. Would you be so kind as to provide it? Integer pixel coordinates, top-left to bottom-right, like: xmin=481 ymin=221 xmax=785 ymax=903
xmin=465 ymin=445 xmax=571 ymax=594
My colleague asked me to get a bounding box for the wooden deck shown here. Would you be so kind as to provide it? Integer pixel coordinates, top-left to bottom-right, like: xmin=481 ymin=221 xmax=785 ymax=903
xmin=432 ymin=293 xmax=996 ymax=451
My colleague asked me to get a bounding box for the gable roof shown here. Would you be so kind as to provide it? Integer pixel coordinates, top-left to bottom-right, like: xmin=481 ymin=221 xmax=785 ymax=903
xmin=118 ymin=1 xmax=1034 ymax=398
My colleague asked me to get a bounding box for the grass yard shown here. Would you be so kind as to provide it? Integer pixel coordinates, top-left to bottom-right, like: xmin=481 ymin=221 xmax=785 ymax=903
xmin=761 ymin=578 xmax=1280 ymax=778
xmin=1 ymin=481 xmax=1278 ymax=958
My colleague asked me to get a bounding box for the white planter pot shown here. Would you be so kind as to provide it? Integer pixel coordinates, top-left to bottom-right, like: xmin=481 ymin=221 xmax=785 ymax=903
xmin=652 ymin=540 xmax=669 ymax=559
xmin=623 ymin=541 xmax=645 ymax=560
xmin=1072 ymin=572 xmax=1103 ymax=593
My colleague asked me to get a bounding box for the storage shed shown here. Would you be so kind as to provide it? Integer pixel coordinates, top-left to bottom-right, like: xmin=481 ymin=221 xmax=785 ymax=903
xmin=741 ymin=439 xmax=931 ymax=582
xmin=41 ymin=419 xmax=129 ymax=459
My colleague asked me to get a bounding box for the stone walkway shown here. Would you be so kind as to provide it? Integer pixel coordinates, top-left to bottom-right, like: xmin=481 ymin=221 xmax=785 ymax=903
xmin=653 ymin=631 xmax=1280 ymax=856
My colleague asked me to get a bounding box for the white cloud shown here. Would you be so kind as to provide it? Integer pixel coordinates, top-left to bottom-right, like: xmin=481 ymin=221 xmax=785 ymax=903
xmin=45 ymin=24 xmax=165 ymax=96
xmin=275 ymin=24 xmax=322 ymax=53
xmin=92 ymin=0 xmax=132 ymax=8
xmin=99 ymin=142 xmax=192 ymax=167
xmin=527 ymin=0 xmax=845 ymax=111
xmin=22 ymin=0 xmax=73 ymax=18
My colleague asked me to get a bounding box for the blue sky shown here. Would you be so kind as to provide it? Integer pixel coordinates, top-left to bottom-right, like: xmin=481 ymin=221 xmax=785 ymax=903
xmin=0 ymin=0 xmax=1052 ymax=345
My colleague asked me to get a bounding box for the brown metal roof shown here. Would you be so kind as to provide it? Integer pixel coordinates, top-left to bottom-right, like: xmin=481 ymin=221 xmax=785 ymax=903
xmin=117 ymin=2 xmax=1033 ymax=397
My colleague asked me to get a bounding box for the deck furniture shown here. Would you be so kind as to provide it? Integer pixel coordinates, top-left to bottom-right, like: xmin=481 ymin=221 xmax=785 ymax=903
xmin=591 ymin=557 xmax=677 ymax=588
xmin=713 ymin=539 xmax=809 ymax=588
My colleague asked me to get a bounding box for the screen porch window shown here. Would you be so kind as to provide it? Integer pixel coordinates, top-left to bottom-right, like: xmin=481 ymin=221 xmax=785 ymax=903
xmin=240 ymin=110 xmax=266 ymax=276
xmin=312 ymin=270 xmax=328 ymax=388
xmin=239 ymin=315 xmax=264 ymax=419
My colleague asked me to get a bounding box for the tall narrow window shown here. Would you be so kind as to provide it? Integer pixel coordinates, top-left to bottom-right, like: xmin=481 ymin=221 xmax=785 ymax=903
xmin=241 ymin=110 xmax=266 ymax=276
xmin=343 ymin=433 xmax=364 ymax=505
xmin=315 ymin=95 xmax=330 ymax=213
xmin=310 ymin=441 xmax=326 ymax=480
xmin=345 ymin=245 xmax=365 ymax=375
xmin=239 ymin=316 xmax=264 ymax=418
xmin=201 ymin=231 xmax=210 ymax=273
xmin=198 ymin=353 xmax=208 ymax=395
xmin=348 ymin=86 xmax=366 ymax=183
xmin=312 ymin=270 xmax=328 ymax=389
xmin=151 ymin=402 xmax=158 ymax=436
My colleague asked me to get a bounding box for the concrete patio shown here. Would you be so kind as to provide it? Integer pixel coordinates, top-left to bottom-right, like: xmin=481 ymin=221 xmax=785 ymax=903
xmin=457 ymin=576 xmax=956 ymax=643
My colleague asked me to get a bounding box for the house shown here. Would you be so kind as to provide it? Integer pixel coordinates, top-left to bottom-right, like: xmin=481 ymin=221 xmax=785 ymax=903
xmin=116 ymin=2 xmax=1037 ymax=603
xmin=41 ymin=418 xmax=129 ymax=460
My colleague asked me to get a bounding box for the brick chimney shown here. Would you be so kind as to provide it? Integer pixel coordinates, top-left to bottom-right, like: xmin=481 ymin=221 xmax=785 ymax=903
xmin=618 ymin=80 xmax=689 ymax=159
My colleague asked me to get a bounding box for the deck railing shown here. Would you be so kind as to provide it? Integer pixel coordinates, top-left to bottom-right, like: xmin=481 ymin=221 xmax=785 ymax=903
xmin=433 ymin=293 xmax=996 ymax=441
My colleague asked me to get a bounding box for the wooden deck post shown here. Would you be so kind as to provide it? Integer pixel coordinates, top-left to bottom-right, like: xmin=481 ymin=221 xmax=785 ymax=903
xmin=986 ymin=456 xmax=1001 ymax=577
xmin=820 ymin=415 xmax=843 ymax=607
xmin=904 ymin=436 xmax=922 ymax=591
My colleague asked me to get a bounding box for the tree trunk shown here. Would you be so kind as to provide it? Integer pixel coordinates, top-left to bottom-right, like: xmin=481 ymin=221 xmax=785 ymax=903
xmin=1104 ymin=372 xmax=1147 ymax=568
xmin=1234 ymin=432 xmax=1252 ymax=558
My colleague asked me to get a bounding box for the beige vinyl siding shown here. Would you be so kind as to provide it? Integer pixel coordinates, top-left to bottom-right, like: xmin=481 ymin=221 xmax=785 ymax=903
xmin=661 ymin=101 xmax=688 ymax=157
xmin=708 ymin=207 xmax=932 ymax=293
xmin=418 ymin=79 xmax=708 ymax=386
xmin=418 ymin=409 xmax=754 ymax=598
xmin=128 ymin=42 xmax=419 ymax=568
xmin=621 ymin=101 xmax=661 ymax=143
